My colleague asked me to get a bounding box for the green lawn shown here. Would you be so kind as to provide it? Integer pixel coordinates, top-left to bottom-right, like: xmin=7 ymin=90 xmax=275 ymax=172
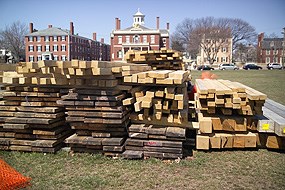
xmin=0 ymin=70 xmax=285 ymax=189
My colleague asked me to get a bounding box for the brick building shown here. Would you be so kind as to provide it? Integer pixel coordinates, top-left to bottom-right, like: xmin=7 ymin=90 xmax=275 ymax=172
xmin=25 ymin=22 xmax=110 ymax=62
xmin=110 ymin=9 xmax=170 ymax=61
xmin=257 ymin=29 xmax=285 ymax=65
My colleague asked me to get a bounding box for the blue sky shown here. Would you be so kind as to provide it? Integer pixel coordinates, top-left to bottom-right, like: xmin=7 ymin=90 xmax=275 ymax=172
xmin=0 ymin=0 xmax=284 ymax=43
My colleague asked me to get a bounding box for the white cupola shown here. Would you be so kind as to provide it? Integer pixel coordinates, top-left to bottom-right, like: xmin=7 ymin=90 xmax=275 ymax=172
xmin=133 ymin=8 xmax=145 ymax=27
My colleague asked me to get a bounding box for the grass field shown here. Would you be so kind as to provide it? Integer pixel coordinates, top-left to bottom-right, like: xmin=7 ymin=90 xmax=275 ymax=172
xmin=0 ymin=70 xmax=285 ymax=189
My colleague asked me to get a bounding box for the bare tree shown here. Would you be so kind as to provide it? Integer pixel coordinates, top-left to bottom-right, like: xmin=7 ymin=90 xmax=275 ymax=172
xmin=228 ymin=18 xmax=257 ymax=51
xmin=188 ymin=17 xmax=231 ymax=64
xmin=0 ymin=21 xmax=28 ymax=62
xmin=172 ymin=17 xmax=257 ymax=61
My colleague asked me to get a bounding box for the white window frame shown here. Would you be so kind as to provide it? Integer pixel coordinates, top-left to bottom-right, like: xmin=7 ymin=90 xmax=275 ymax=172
xmin=53 ymin=45 xmax=58 ymax=52
xmin=29 ymin=36 xmax=33 ymax=42
xmin=62 ymin=55 xmax=66 ymax=61
xmin=118 ymin=36 xmax=122 ymax=44
xmin=54 ymin=55 xmax=58 ymax=61
xmin=266 ymin=50 xmax=270 ymax=55
xmin=45 ymin=36 xmax=49 ymax=42
xmin=266 ymin=57 xmax=270 ymax=63
xmin=143 ymin=35 xmax=147 ymax=43
xmin=53 ymin=36 xmax=57 ymax=41
xmin=151 ymin=35 xmax=155 ymax=44
xmin=117 ymin=50 xmax=122 ymax=58
xmin=126 ymin=36 xmax=130 ymax=43
xmin=29 ymin=55 xmax=34 ymax=62
xmin=61 ymin=44 xmax=66 ymax=52
xmin=46 ymin=45 xmax=50 ymax=52
xmin=37 ymin=36 xmax=41 ymax=42
xmin=37 ymin=55 xmax=41 ymax=61
xmin=61 ymin=36 xmax=65 ymax=41
xmin=29 ymin=45 xmax=33 ymax=52
xmin=37 ymin=45 xmax=41 ymax=52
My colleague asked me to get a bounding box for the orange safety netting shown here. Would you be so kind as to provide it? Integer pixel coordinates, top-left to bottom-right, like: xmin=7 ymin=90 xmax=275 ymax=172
xmin=0 ymin=159 xmax=31 ymax=190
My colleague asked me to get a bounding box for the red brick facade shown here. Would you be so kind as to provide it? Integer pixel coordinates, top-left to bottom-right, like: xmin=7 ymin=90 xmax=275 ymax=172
xmin=257 ymin=32 xmax=285 ymax=64
xmin=110 ymin=10 xmax=170 ymax=61
xmin=25 ymin=22 xmax=110 ymax=62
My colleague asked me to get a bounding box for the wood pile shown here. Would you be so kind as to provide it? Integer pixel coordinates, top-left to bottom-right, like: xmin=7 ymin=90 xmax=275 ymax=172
xmin=124 ymin=48 xmax=184 ymax=70
xmin=257 ymin=99 xmax=285 ymax=150
xmin=0 ymin=85 xmax=72 ymax=152
xmin=195 ymin=79 xmax=270 ymax=150
xmin=122 ymin=124 xmax=187 ymax=159
xmin=120 ymin=69 xmax=195 ymax=159
xmin=57 ymin=88 xmax=130 ymax=156
xmin=123 ymin=70 xmax=191 ymax=127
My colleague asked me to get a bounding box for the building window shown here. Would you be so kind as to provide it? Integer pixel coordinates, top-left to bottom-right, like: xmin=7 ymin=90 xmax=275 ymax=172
xmin=45 ymin=45 xmax=50 ymax=52
xmin=61 ymin=45 xmax=66 ymax=51
xmin=143 ymin=35 xmax=147 ymax=43
xmin=222 ymin=47 xmax=227 ymax=53
xmin=53 ymin=45 xmax=58 ymax=52
xmin=274 ymin=50 xmax=278 ymax=55
xmin=29 ymin=36 xmax=33 ymax=42
xmin=126 ymin=36 xmax=130 ymax=43
xmin=163 ymin=38 xmax=166 ymax=43
xmin=37 ymin=45 xmax=41 ymax=52
xmin=266 ymin=57 xmax=270 ymax=63
xmin=29 ymin=55 xmax=34 ymax=62
xmin=54 ymin=55 xmax=58 ymax=60
xmin=117 ymin=50 xmax=122 ymax=58
xmin=151 ymin=35 xmax=155 ymax=44
xmin=53 ymin=36 xmax=57 ymax=41
xmin=62 ymin=55 xmax=66 ymax=61
xmin=133 ymin=35 xmax=140 ymax=43
xmin=45 ymin=36 xmax=49 ymax=42
xmin=29 ymin=45 xmax=33 ymax=52
xmin=61 ymin=36 xmax=65 ymax=41
xmin=118 ymin=36 xmax=122 ymax=44
xmin=266 ymin=50 xmax=270 ymax=55
xmin=37 ymin=36 xmax=41 ymax=42
xmin=37 ymin=55 xmax=41 ymax=61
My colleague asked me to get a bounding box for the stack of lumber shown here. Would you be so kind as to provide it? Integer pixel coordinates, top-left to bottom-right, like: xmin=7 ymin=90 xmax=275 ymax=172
xmin=195 ymin=79 xmax=268 ymax=150
xmin=120 ymin=69 xmax=195 ymax=159
xmin=124 ymin=48 xmax=184 ymax=70
xmin=122 ymin=124 xmax=187 ymax=159
xmin=0 ymin=86 xmax=72 ymax=152
xmin=123 ymin=70 xmax=191 ymax=127
xmin=57 ymin=88 xmax=130 ymax=156
xmin=195 ymin=79 xmax=266 ymax=115
xmin=1 ymin=60 xmax=151 ymax=87
xmin=257 ymin=99 xmax=285 ymax=150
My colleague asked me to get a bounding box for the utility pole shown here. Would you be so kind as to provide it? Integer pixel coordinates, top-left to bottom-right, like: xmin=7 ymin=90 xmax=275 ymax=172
xmin=281 ymin=27 xmax=285 ymax=69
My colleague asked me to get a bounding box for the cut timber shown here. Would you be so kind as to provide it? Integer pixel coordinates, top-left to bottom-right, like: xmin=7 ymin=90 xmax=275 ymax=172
xmin=196 ymin=135 xmax=209 ymax=150
xmin=122 ymin=150 xmax=143 ymax=159
xmin=263 ymin=107 xmax=285 ymax=137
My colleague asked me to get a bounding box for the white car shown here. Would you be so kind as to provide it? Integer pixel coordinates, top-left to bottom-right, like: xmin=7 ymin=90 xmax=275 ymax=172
xmin=219 ymin=63 xmax=239 ymax=70
xmin=267 ymin=63 xmax=283 ymax=70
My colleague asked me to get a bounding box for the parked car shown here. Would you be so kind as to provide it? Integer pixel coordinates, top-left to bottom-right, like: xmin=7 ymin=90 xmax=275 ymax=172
xmin=219 ymin=63 xmax=239 ymax=70
xmin=243 ymin=63 xmax=262 ymax=70
xmin=197 ymin=65 xmax=215 ymax=70
xmin=267 ymin=63 xmax=283 ymax=70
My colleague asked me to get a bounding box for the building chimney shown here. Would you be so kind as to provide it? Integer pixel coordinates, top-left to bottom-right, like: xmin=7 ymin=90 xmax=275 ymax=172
xmin=166 ymin=22 xmax=170 ymax=30
xmin=156 ymin=17 xmax=160 ymax=30
xmin=70 ymin=22 xmax=74 ymax=35
xmin=93 ymin=32 xmax=97 ymax=41
xmin=115 ymin=18 xmax=119 ymax=30
xmin=118 ymin=19 xmax=121 ymax=30
xmin=101 ymin=38 xmax=104 ymax=43
xmin=29 ymin=23 xmax=33 ymax=33
xmin=48 ymin=25 xmax=52 ymax=28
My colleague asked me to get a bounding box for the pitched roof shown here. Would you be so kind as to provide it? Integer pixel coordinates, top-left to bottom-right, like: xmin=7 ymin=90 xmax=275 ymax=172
xmin=262 ymin=38 xmax=283 ymax=49
xmin=26 ymin=27 xmax=70 ymax=36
